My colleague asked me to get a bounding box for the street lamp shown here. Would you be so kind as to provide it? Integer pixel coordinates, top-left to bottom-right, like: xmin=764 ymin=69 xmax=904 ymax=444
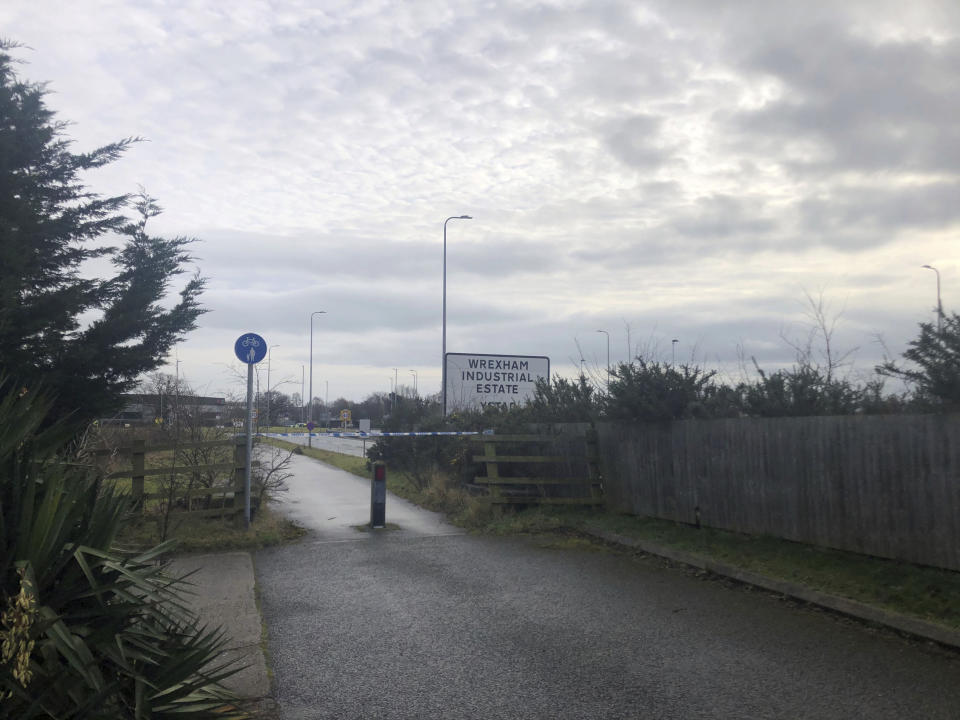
xmin=266 ymin=345 xmax=279 ymax=429
xmin=922 ymin=265 xmax=943 ymax=333
xmin=410 ymin=369 xmax=418 ymax=397
xmin=672 ymin=338 xmax=679 ymax=365
xmin=393 ymin=368 xmax=399 ymax=398
xmin=308 ymin=310 xmax=326 ymax=447
xmin=442 ymin=214 xmax=472 ymax=415
xmin=596 ymin=330 xmax=610 ymax=387
xmin=174 ymin=359 xmax=181 ymax=429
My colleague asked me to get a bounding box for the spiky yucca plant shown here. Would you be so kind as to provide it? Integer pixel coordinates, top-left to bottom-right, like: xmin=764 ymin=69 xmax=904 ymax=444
xmin=0 ymin=379 xmax=243 ymax=718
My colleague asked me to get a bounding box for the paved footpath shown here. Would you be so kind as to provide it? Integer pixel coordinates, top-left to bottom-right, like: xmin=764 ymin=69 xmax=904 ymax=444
xmin=169 ymin=551 xmax=270 ymax=699
xmin=255 ymin=454 xmax=960 ymax=720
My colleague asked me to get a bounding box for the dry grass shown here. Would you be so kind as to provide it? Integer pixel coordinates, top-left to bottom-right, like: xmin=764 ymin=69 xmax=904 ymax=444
xmin=117 ymin=504 xmax=306 ymax=554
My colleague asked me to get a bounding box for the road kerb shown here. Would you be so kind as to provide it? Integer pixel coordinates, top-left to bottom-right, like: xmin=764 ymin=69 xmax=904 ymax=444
xmin=584 ymin=528 xmax=960 ymax=652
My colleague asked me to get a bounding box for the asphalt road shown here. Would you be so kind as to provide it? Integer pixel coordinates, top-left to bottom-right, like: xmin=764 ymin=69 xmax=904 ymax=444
xmin=265 ymin=431 xmax=369 ymax=458
xmin=256 ymin=455 xmax=960 ymax=719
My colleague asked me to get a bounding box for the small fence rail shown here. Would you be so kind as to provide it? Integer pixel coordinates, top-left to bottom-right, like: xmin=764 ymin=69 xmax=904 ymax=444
xmin=471 ymin=433 xmax=603 ymax=506
xmin=90 ymin=436 xmax=255 ymax=518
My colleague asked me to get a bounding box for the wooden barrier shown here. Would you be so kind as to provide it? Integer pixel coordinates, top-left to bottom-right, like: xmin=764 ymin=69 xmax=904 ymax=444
xmin=471 ymin=432 xmax=603 ymax=505
xmin=597 ymin=414 xmax=960 ymax=572
xmin=92 ymin=436 xmax=255 ymax=519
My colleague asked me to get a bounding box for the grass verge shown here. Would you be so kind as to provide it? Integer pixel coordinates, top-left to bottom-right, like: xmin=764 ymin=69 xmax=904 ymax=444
xmin=117 ymin=503 xmax=306 ymax=554
xmin=484 ymin=506 xmax=960 ymax=631
xmin=262 ymin=437 xmax=960 ymax=632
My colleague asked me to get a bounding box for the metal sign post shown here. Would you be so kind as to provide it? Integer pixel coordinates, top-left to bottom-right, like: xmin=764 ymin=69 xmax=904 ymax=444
xmin=234 ymin=332 xmax=268 ymax=529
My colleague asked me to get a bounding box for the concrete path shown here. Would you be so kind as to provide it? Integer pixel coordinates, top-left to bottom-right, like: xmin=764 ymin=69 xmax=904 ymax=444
xmin=169 ymin=552 xmax=270 ymax=700
xmin=270 ymin=452 xmax=459 ymax=540
xmin=256 ymin=455 xmax=960 ymax=720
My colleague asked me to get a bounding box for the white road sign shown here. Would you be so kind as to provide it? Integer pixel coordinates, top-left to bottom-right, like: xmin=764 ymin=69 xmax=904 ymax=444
xmin=444 ymin=353 xmax=550 ymax=413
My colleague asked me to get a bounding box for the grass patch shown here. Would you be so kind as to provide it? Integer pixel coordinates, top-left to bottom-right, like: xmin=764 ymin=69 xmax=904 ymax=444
xmin=117 ymin=503 xmax=306 ymax=554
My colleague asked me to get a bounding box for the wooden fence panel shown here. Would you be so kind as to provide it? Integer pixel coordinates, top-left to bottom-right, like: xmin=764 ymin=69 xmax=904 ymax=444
xmin=597 ymin=414 xmax=960 ymax=572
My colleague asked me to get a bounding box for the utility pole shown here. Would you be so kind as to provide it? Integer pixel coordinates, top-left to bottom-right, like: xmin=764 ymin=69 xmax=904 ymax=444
xmin=308 ymin=310 xmax=325 ymax=447
xmin=266 ymin=345 xmax=279 ymax=428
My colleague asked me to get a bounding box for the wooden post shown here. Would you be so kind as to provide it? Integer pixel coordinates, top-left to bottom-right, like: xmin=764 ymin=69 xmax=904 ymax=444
xmin=483 ymin=440 xmax=500 ymax=502
xmin=585 ymin=428 xmax=604 ymax=503
xmin=233 ymin=435 xmax=247 ymax=523
xmin=131 ymin=439 xmax=145 ymax=511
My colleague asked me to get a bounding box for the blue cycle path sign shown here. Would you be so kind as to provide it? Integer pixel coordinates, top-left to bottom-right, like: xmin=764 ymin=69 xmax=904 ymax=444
xmin=234 ymin=333 xmax=267 ymax=364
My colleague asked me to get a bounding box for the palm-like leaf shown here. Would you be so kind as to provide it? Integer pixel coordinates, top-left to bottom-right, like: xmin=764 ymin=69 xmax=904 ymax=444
xmin=1 ymin=378 xmax=245 ymax=718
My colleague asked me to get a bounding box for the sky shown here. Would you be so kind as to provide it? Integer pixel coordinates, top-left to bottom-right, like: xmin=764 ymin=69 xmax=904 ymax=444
xmin=3 ymin=0 xmax=959 ymax=402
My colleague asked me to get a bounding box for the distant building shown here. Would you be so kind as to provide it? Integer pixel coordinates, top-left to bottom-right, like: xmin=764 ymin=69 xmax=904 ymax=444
xmin=113 ymin=394 xmax=226 ymax=426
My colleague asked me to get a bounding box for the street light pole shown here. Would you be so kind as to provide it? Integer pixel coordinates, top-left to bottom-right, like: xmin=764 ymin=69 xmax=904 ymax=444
xmin=300 ymin=365 xmax=305 ymax=423
xmin=442 ymin=215 xmax=472 ymax=415
xmin=266 ymin=345 xmax=279 ymax=428
xmin=410 ymin=369 xmax=418 ymax=397
xmin=596 ymin=330 xmax=610 ymax=387
xmin=175 ymin=359 xmax=181 ymax=431
xmin=922 ymin=265 xmax=943 ymax=333
xmin=308 ymin=310 xmax=326 ymax=447
xmin=672 ymin=338 xmax=679 ymax=365
xmin=393 ymin=368 xmax=399 ymax=398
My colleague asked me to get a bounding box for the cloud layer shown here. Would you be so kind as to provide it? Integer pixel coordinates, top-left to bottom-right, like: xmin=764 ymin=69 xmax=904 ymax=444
xmin=3 ymin=0 xmax=958 ymax=400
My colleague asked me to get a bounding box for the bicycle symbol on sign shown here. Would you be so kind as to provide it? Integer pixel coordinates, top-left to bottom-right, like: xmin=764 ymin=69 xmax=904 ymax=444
xmin=241 ymin=336 xmax=261 ymax=348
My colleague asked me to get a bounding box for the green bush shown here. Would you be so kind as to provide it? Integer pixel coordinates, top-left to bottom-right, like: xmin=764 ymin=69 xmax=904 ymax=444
xmin=0 ymin=380 xmax=241 ymax=718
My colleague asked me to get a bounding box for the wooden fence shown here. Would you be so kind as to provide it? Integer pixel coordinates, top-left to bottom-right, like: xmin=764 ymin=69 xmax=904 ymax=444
xmin=596 ymin=414 xmax=960 ymax=572
xmin=470 ymin=432 xmax=603 ymax=505
xmin=92 ymin=436 xmax=252 ymax=518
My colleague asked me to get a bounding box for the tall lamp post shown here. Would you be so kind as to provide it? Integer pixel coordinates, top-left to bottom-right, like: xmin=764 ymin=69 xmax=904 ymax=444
xmin=922 ymin=264 xmax=943 ymax=333
xmin=266 ymin=345 xmax=279 ymax=428
xmin=308 ymin=310 xmax=326 ymax=447
xmin=410 ymin=369 xmax=418 ymax=397
xmin=596 ymin=329 xmax=610 ymax=387
xmin=672 ymin=338 xmax=679 ymax=365
xmin=442 ymin=215 xmax=472 ymax=415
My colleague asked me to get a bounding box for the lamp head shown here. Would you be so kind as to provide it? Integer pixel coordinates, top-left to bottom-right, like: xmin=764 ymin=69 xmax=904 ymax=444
xmin=461 ymin=215 xmax=472 ymax=219
xmin=922 ymin=264 xmax=933 ymax=270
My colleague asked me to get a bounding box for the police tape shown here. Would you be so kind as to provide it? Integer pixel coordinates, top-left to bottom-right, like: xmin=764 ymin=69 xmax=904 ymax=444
xmin=259 ymin=431 xmax=485 ymax=438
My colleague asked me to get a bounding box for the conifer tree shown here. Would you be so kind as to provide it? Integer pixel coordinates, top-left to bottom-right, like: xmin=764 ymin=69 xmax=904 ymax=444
xmin=0 ymin=42 xmax=205 ymax=423
xmin=877 ymin=313 xmax=960 ymax=407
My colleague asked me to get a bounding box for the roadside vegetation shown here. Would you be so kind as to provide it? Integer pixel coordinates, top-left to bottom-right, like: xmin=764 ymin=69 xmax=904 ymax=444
xmin=0 ymin=42 xmax=267 ymax=716
xmin=0 ymin=381 xmax=245 ymax=716
xmin=271 ymin=306 xmax=960 ymax=637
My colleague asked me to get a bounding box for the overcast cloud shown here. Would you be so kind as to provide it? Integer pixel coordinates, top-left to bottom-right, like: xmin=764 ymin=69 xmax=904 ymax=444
xmin=3 ymin=0 xmax=958 ymax=401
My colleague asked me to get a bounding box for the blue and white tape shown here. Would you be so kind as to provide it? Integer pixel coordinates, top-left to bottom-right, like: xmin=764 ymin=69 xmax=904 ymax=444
xmin=260 ymin=431 xmax=483 ymax=438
